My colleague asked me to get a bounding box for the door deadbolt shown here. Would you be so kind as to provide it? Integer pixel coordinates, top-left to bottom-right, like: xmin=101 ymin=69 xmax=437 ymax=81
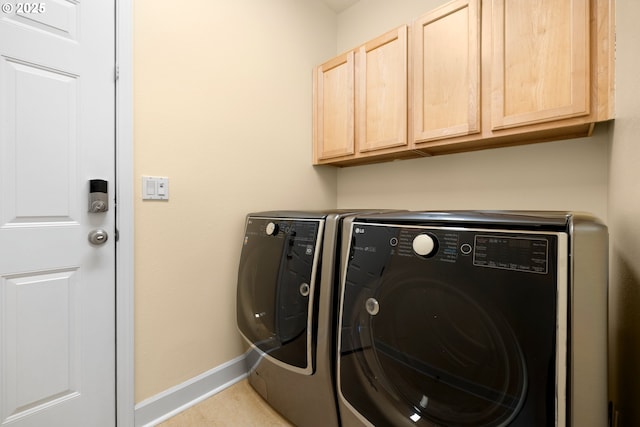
xmin=89 ymin=179 xmax=109 ymax=213
xmin=88 ymin=229 xmax=109 ymax=245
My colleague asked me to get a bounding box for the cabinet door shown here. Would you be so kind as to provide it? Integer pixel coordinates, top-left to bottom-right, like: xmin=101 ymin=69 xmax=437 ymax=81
xmin=491 ymin=0 xmax=590 ymax=130
xmin=357 ymin=25 xmax=407 ymax=153
xmin=413 ymin=0 xmax=480 ymax=143
xmin=314 ymin=51 xmax=355 ymax=161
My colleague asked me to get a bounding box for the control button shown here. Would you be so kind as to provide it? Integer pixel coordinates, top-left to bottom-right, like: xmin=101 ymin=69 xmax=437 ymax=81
xmin=390 ymin=237 xmax=398 ymax=247
xmin=460 ymin=243 xmax=473 ymax=255
xmin=413 ymin=234 xmax=436 ymax=257
xmin=265 ymin=222 xmax=279 ymax=236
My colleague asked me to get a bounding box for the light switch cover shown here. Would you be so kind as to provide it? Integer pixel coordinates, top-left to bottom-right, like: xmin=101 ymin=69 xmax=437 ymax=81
xmin=142 ymin=176 xmax=169 ymax=200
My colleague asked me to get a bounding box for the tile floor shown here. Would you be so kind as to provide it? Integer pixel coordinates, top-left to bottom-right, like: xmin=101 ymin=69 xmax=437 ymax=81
xmin=158 ymin=379 xmax=294 ymax=427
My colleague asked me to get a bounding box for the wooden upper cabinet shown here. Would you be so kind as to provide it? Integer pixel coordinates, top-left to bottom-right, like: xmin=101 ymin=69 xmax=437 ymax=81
xmin=357 ymin=25 xmax=408 ymax=153
xmin=313 ymin=26 xmax=410 ymax=165
xmin=413 ymin=0 xmax=480 ymax=143
xmin=314 ymin=51 xmax=355 ymax=162
xmin=313 ymin=0 xmax=614 ymax=165
xmin=491 ymin=0 xmax=590 ymax=130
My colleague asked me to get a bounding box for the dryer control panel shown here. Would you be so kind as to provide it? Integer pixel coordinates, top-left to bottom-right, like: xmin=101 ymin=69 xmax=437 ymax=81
xmin=351 ymin=222 xmax=552 ymax=275
xmin=473 ymin=235 xmax=548 ymax=274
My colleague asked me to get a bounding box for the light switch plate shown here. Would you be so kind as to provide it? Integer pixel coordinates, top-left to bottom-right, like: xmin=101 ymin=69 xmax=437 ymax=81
xmin=142 ymin=176 xmax=169 ymax=200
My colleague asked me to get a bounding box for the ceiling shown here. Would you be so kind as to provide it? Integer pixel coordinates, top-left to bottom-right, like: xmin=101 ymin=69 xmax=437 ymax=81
xmin=321 ymin=0 xmax=359 ymax=13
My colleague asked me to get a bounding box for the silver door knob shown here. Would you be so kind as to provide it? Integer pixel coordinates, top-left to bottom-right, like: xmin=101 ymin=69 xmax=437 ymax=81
xmin=88 ymin=229 xmax=109 ymax=245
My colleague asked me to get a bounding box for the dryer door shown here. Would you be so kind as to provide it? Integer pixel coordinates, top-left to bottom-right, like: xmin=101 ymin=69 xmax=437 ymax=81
xmin=237 ymin=217 xmax=323 ymax=372
xmin=339 ymin=223 xmax=561 ymax=426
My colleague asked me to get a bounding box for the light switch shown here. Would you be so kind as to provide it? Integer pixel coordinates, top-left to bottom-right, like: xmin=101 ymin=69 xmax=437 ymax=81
xmin=142 ymin=176 xmax=169 ymax=200
xmin=146 ymin=179 xmax=156 ymax=195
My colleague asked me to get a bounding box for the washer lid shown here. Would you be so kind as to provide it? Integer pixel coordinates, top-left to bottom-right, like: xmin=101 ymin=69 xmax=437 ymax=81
xmin=350 ymin=210 xmax=581 ymax=232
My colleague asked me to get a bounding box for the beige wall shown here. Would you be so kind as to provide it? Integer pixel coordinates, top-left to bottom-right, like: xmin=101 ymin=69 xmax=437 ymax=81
xmin=337 ymin=130 xmax=609 ymax=219
xmin=609 ymin=0 xmax=640 ymax=425
xmin=133 ymin=0 xmax=338 ymax=402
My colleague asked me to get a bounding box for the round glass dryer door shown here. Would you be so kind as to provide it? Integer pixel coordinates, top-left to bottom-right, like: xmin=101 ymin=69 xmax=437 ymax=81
xmin=237 ymin=217 xmax=323 ymax=372
xmin=339 ymin=223 xmax=561 ymax=426
xmin=367 ymin=278 xmax=526 ymax=426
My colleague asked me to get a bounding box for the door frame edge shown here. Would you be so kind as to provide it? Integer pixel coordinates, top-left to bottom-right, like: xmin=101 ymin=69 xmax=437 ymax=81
xmin=116 ymin=0 xmax=135 ymax=425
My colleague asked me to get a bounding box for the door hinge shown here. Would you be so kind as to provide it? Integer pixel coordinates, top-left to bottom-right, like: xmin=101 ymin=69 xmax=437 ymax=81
xmin=115 ymin=65 xmax=120 ymax=82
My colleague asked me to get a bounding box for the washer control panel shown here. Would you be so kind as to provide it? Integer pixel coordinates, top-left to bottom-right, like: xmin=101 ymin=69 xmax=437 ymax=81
xmin=351 ymin=222 xmax=551 ymax=274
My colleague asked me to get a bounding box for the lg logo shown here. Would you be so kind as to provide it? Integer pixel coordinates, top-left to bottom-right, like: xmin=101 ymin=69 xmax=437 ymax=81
xmin=355 ymin=227 xmax=365 ymax=234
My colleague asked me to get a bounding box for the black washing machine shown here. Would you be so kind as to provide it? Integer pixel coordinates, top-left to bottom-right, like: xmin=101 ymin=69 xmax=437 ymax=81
xmin=336 ymin=211 xmax=608 ymax=427
xmin=236 ymin=210 xmax=391 ymax=427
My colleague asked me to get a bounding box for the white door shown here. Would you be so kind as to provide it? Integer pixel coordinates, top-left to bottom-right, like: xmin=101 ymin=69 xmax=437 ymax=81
xmin=0 ymin=1 xmax=116 ymax=426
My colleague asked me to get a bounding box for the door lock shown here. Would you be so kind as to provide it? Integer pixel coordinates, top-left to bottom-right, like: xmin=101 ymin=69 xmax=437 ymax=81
xmin=89 ymin=179 xmax=108 ymax=213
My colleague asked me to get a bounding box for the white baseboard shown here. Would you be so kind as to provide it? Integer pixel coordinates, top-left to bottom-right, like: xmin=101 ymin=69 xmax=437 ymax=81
xmin=134 ymin=354 xmax=248 ymax=427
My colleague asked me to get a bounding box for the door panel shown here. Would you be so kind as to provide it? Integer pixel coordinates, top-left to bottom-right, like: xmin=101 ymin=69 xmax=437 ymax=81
xmin=2 ymin=270 xmax=81 ymax=422
xmin=491 ymin=0 xmax=590 ymax=129
xmin=1 ymin=57 xmax=78 ymax=224
xmin=0 ymin=0 xmax=116 ymax=425
xmin=413 ymin=0 xmax=480 ymax=142
xmin=12 ymin=0 xmax=77 ymax=39
xmin=314 ymin=51 xmax=355 ymax=161
xmin=357 ymin=25 xmax=407 ymax=153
